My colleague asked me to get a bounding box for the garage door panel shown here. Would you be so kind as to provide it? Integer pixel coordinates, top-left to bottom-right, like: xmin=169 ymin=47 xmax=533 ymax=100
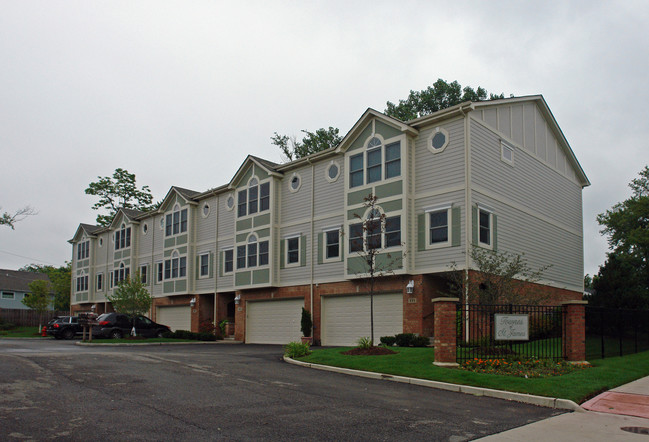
xmin=157 ymin=306 xmax=191 ymax=332
xmin=322 ymin=293 xmax=403 ymax=346
xmin=246 ymin=299 xmax=303 ymax=344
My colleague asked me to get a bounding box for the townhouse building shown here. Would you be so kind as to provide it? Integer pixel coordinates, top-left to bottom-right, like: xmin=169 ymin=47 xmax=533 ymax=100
xmin=69 ymin=95 xmax=590 ymax=346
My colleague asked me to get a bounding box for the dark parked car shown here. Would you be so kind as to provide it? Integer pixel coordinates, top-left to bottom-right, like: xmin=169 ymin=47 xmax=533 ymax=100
xmin=93 ymin=313 xmax=170 ymax=339
xmin=46 ymin=316 xmax=83 ymax=340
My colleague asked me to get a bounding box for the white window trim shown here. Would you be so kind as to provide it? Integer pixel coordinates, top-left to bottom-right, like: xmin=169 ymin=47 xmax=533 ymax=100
xmin=428 ymin=127 xmax=450 ymax=154
xmin=2 ymin=291 xmax=15 ymax=300
xmin=288 ymin=172 xmax=302 ymax=193
xmin=199 ymin=252 xmax=210 ymax=279
xmin=284 ymin=234 xmax=302 ymax=268
xmin=201 ymin=203 xmax=211 ymax=218
xmin=348 ymin=133 xmax=403 ymax=189
xmin=155 ymin=261 xmax=163 ymax=283
xmin=225 ymin=194 xmax=235 ymax=211
xmin=477 ymin=204 xmax=494 ymax=250
xmin=322 ymin=227 xmax=341 ymax=263
xmin=425 ymin=204 xmax=452 ymax=249
xmin=222 ymin=248 xmax=234 ymax=274
xmin=142 ymin=223 xmax=148 ymax=235
xmin=325 ymin=160 xmax=341 ymax=183
xmin=501 ymin=140 xmax=515 ymax=166
xmin=139 ymin=264 xmax=149 ymax=284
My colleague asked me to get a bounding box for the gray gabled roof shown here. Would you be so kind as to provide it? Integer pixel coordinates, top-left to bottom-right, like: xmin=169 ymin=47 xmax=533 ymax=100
xmin=0 ymin=269 xmax=51 ymax=293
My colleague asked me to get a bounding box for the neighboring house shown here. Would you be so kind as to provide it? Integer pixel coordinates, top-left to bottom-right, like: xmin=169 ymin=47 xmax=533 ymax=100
xmin=69 ymin=95 xmax=590 ymax=345
xmin=0 ymin=269 xmax=53 ymax=310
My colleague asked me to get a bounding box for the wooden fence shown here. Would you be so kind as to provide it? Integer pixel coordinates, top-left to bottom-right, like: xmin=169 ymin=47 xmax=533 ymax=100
xmin=0 ymin=308 xmax=69 ymax=327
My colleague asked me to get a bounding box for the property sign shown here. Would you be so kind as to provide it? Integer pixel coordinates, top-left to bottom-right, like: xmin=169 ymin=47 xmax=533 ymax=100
xmin=494 ymin=314 xmax=529 ymax=341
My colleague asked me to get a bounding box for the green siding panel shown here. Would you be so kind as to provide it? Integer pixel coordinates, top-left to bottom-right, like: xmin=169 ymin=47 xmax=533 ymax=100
xmin=252 ymin=268 xmax=269 ymax=285
xmin=493 ymin=214 xmax=498 ymax=252
xmin=122 ymin=249 xmax=130 ymax=258
xmin=347 ymin=189 xmax=370 ymax=206
xmin=381 ymin=199 xmax=402 ymax=214
xmin=347 ymin=256 xmax=369 ymax=275
xmin=164 ymin=249 xmax=172 ymax=258
xmin=164 ymin=238 xmax=175 ymax=248
xmin=236 ymin=233 xmax=248 ymax=243
xmin=347 ymin=124 xmax=373 ymax=152
xmin=253 ymin=213 xmax=270 ymax=227
xmin=163 ymin=282 xmax=174 ymax=293
xmin=219 ymin=251 xmax=224 ymax=278
xmin=235 ymin=271 xmax=251 ymax=286
xmin=280 ymin=240 xmax=285 ymax=269
xmin=255 ymin=164 xmax=270 ymax=180
xmin=114 ymin=251 xmax=122 ymax=260
xmin=236 ymin=218 xmax=253 ymax=231
xmin=256 ymin=228 xmax=270 ymax=238
xmin=317 ymin=232 xmax=323 ymax=265
xmin=375 ymin=120 xmax=402 ymax=140
xmin=175 ymin=279 xmax=187 ymax=292
xmin=452 ymin=207 xmax=461 ymax=247
xmin=176 ymin=234 xmax=187 ymax=246
xmin=348 ymin=208 xmax=364 ymax=221
xmin=209 ymin=252 xmax=214 ymax=279
xmin=375 ymin=180 xmax=402 ymax=199
xmin=178 ymin=246 xmax=187 ymax=255
xmin=300 ymin=235 xmax=307 ymax=267
xmin=472 ymin=206 xmax=478 ymax=245
xmin=232 ymin=166 xmax=253 ymax=188
xmin=418 ymin=214 xmax=426 ymax=251
xmin=375 ymin=251 xmax=403 ymax=271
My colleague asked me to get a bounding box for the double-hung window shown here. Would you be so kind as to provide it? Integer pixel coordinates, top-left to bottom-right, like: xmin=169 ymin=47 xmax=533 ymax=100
xmin=165 ymin=207 xmax=188 ymax=237
xmin=349 ymin=137 xmax=401 ymax=188
xmin=349 ymin=211 xmax=401 ymax=252
xmin=199 ymin=253 xmax=209 ymax=277
xmin=164 ymin=252 xmax=186 ymax=280
xmin=236 ymin=238 xmax=269 ymax=269
xmin=140 ymin=265 xmax=148 ymax=284
xmin=286 ymin=237 xmax=300 ymax=265
xmin=479 ymin=208 xmax=492 ymax=247
xmin=224 ymin=249 xmax=234 ymax=273
xmin=429 ymin=209 xmax=449 ymax=245
xmin=115 ymin=225 xmax=131 ymax=250
xmin=156 ymin=262 xmax=163 ymax=283
xmin=324 ymin=229 xmax=340 ymax=260
xmin=96 ymin=273 xmax=103 ymax=291
xmin=113 ymin=264 xmax=129 ymax=286
xmin=237 ymin=179 xmax=270 ymax=217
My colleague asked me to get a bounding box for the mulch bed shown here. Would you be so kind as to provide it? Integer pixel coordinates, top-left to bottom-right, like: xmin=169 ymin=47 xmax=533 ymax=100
xmin=341 ymin=347 xmax=397 ymax=356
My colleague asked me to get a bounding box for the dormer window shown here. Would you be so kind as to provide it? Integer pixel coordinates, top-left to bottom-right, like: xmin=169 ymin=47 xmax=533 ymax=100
xmin=349 ymin=136 xmax=401 ymax=188
xmin=237 ymin=177 xmax=270 ymax=217
xmin=165 ymin=205 xmax=188 ymax=237
xmin=115 ymin=224 xmax=131 ymax=250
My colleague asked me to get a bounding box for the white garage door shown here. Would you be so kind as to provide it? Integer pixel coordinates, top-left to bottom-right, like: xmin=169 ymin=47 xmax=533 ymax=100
xmin=246 ymin=298 xmax=304 ymax=344
xmin=321 ymin=293 xmax=403 ymax=346
xmin=156 ymin=306 xmax=191 ymax=332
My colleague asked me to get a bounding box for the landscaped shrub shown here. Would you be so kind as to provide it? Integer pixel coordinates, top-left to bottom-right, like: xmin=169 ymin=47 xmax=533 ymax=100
xmin=197 ymin=332 xmax=217 ymax=341
xmin=356 ymin=336 xmax=373 ymax=349
xmin=395 ymin=333 xmax=416 ymax=347
xmin=284 ymin=341 xmax=311 ymax=358
xmin=411 ymin=335 xmax=430 ymax=347
xmin=380 ymin=335 xmax=397 ymax=346
xmin=163 ymin=330 xmax=219 ymax=341
xmin=0 ymin=320 xmax=16 ymax=331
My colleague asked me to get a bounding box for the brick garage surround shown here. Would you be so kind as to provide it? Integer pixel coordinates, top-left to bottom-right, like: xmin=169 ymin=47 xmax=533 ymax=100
xmin=152 ymin=294 xmax=196 ymax=330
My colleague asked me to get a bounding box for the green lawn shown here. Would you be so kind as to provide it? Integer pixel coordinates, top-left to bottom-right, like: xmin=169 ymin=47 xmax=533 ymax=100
xmin=0 ymin=326 xmax=46 ymax=338
xmin=297 ymin=347 xmax=649 ymax=403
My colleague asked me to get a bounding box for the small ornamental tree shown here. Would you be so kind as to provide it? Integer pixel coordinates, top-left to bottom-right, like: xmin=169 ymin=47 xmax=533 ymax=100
xmin=106 ymin=275 xmax=153 ymax=318
xmin=300 ymin=307 xmax=312 ymax=338
xmin=23 ymin=279 xmax=52 ymax=332
xmin=348 ymin=193 xmax=404 ymax=346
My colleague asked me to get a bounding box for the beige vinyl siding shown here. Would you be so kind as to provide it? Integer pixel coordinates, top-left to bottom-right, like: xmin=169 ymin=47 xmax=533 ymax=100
xmin=313 ymin=155 xmax=345 ymax=218
xmin=413 ymin=190 xmax=465 ymax=271
xmin=216 ymin=239 xmax=234 ymax=292
xmin=278 ymin=222 xmax=310 ymax=285
xmin=217 ymin=192 xmax=235 ymax=240
xmin=196 ymin=196 xmax=217 ymax=244
xmin=280 ymin=164 xmax=312 ymax=223
xmin=471 ymin=191 xmax=583 ymax=291
xmin=470 ymin=121 xmax=583 ymax=233
xmin=414 ymin=118 xmax=466 ymax=191
xmin=313 ymin=216 xmax=344 ymax=281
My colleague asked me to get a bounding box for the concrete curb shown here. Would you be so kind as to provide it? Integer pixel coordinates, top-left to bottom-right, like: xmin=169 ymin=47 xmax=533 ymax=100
xmin=75 ymin=340 xmax=243 ymax=347
xmin=283 ymin=356 xmax=583 ymax=412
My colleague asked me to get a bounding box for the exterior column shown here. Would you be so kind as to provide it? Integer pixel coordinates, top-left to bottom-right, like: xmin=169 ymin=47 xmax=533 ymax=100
xmin=432 ymin=297 xmax=459 ymax=367
xmin=562 ymin=300 xmax=588 ymax=362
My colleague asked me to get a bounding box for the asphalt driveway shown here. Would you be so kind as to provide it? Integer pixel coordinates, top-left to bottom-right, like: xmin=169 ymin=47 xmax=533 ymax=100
xmin=0 ymin=339 xmax=562 ymax=441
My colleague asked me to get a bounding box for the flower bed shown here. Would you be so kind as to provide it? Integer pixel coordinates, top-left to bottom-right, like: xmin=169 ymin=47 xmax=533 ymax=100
xmin=460 ymin=356 xmax=590 ymax=378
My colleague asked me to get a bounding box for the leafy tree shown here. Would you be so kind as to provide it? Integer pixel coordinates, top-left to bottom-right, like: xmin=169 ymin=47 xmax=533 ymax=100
xmin=385 ymin=78 xmax=506 ymax=121
xmin=106 ymin=275 xmax=153 ymax=318
xmin=22 ymin=279 xmax=52 ymax=331
xmin=589 ymin=253 xmax=647 ymax=309
xmin=0 ymin=206 xmax=37 ymax=229
xmin=85 ymin=168 xmax=157 ymax=226
xmin=20 ymin=263 xmax=71 ymax=311
xmin=347 ymin=193 xmax=404 ymax=346
xmin=271 ymin=127 xmax=342 ymax=162
xmin=447 ymin=246 xmax=551 ymax=305
xmin=593 ymin=166 xmax=649 ymax=308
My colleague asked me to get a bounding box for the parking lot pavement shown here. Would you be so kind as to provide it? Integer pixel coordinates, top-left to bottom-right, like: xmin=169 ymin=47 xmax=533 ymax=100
xmin=0 ymin=340 xmax=562 ymax=441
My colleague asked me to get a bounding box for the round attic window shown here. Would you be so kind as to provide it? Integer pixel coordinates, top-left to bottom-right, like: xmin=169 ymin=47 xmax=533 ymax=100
xmin=326 ymin=161 xmax=340 ymax=182
xmin=289 ymin=173 xmax=302 ymax=193
xmin=428 ymin=127 xmax=450 ymax=154
xmin=142 ymin=223 xmax=148 ymax=234
xmin=202 ymin=203 xmax=210 ymax=218
xmin=226 ymin=195 xmax=235 ymax=211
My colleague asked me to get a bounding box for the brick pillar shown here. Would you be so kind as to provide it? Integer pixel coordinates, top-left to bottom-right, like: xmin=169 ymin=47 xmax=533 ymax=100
xmin=562 ymin=300 xmax=587 ymax=362
xmin=432 ymin=298 xmax=459 ymax=367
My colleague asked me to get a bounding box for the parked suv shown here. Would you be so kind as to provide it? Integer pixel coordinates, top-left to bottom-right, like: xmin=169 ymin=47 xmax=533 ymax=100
xmin=46 ymin=316 xmax=83 ymax=340
xmin=93 ymin=313 xmax=170 ymax=339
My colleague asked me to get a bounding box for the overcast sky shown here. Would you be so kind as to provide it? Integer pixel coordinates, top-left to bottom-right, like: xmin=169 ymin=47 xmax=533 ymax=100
xmin=1 ymin=1 xmax=647 ymax=279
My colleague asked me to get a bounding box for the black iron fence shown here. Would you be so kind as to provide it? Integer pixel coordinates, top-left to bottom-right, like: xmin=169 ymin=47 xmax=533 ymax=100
xmin=586 ymin=306 xmax=649 ymax=360
xmin=456 ymin=304 xmax=565 ymax=362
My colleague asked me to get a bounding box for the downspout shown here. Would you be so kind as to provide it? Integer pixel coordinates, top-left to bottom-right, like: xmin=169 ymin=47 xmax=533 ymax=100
xmin=308 ymin=159 xmax=315 ymax=337
xmin=461 ymin=104 xmax=472 ymax=342
xmin=150 ymin=215 xmax=155 ymax=319
xmin=214 ymin=191 xmax=219 ymax=330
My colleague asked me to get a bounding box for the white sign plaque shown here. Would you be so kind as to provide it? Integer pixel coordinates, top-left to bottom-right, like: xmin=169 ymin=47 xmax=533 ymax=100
xmin=494 ymin=314 xmax=529 ymax=341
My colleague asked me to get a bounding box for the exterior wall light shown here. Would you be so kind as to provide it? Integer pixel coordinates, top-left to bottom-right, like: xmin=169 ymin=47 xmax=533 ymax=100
xmin=406 ymin=280 xmax=415 ymax=294
xmin=234 ymin=294 xmax=241 ymax=305
xmin=190 ymin=297 xmax=196 ymax=307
